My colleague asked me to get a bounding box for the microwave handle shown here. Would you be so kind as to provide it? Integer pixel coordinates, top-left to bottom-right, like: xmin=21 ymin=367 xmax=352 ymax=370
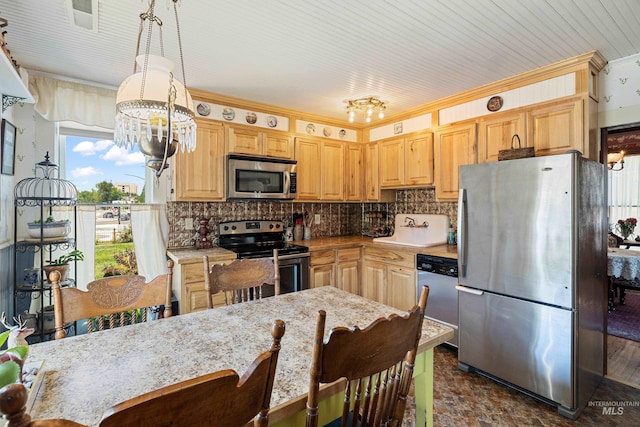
xmin=284 ymin=172 xmax=291 ymax=196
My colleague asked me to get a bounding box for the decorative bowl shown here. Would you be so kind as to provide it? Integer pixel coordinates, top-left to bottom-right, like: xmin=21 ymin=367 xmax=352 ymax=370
xmin=27 ymin=220 xmax=71 ymax=239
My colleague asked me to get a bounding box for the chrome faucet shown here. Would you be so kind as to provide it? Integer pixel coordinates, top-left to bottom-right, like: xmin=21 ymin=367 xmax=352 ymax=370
xmin=404 ymin=217 xmax=416 ymax=227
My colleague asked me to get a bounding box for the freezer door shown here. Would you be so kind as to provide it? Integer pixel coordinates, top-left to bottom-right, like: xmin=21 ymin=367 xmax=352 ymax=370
xmin=458 ymin=154 xmax=574 ymax=308
xmin=458 ymin=290 xmax=574 ymax=409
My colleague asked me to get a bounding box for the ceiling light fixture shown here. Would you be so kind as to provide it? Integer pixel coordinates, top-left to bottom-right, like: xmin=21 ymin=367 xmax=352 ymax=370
xmin=607 ymin=150 xmax=625 ymax=171
xmin=114 ymin=0 xmax=196 ymax=177
xmin=345 ymin=97 xmax=387 ymax=123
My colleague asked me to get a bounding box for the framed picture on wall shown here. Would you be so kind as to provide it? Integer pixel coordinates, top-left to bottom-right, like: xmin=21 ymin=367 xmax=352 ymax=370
xmin=1 ymin=119 xmax=16 ymax=175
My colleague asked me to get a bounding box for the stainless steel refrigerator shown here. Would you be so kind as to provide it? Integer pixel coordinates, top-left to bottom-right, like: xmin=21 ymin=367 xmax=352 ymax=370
xmin=456 ymin=152 xmax=606 ymax=420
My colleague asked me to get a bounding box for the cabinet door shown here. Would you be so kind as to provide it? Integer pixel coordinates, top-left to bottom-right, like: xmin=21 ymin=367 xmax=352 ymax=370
xmin=337 ymin=261 xmax=360 ymax=294
xmin=365 ymin=143 xmax=380 ymax=201
xmin=478 ymin=111 xmax=526 ymax=163
xmin=345 ymin=144 xmax=364 ymax=201
xmin=264 ymin=132 xmax=294 ymax=159
xmin=321 ymin=141 xmax=345 ymax=201
xmin=434 ymin=122 xmax=477 ymax=201
xmin=379 ymin=138 xmax=404 ymax=188
xmin=295 ymin=138 xmax=321 ymax=200
xmin=173 ymin=121 xmax=225 ymax=201
xmin=311 ymin=264 xmax=335 ymax=288
xmin=404 ymin=132 xmax=433 ymax=185
xmin=386 ymin=266 xmax=416 ymax=311
xmin=361 ymin=261 xmax=387 ymax=304
xmin=227 ymin=126 xmax=262 ymax=155
xmin=527 ymin=98 xmax=583 ymax=156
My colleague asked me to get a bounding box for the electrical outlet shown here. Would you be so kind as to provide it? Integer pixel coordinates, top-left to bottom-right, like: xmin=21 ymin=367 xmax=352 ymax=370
xmin=315 ymin=214 xmax=321 ymax=224
xmin=185 ymin=218 xmax=194 ymax=229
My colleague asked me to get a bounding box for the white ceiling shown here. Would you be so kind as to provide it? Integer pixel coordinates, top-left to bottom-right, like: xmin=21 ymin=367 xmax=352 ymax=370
xmin=1 ymin=0 xmax=639 ymax=124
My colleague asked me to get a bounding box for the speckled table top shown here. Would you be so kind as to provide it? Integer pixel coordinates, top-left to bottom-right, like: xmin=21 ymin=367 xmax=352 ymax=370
xmin=26 ymin=287 xmax=452 ymax=426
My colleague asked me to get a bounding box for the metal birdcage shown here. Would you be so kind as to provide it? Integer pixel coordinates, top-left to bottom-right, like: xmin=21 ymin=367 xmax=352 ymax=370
xmin=14 ymin=152 xmax=78 ymax=207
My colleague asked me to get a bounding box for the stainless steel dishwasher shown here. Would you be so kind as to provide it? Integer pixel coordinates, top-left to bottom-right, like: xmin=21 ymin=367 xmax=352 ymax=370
xmin=416 ymin=254 xmax=459 ymax=347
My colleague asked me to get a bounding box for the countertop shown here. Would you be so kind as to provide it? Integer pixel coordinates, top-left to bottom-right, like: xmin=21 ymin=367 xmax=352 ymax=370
xmin=26 ymin=286 xmax=453 ymax=426
xmin=167 ymin=235 xmax=458 ymax=262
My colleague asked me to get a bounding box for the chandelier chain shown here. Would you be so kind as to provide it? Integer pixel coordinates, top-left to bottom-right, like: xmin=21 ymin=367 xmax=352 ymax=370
xmin=172 ymin=0 xmax=189 ymax=102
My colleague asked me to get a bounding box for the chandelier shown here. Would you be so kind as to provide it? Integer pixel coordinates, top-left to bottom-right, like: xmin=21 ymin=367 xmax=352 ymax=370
xmin=345 ymin=97 xmax=387 ymax=123
xmin=608 ymin=150 xmax=625 ymax=171
xmin=114 ymin=0 xmax=196 ymax=177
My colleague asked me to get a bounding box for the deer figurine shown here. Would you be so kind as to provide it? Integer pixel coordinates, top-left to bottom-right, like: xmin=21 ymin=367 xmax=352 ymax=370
xmin=0 ymin=313 xmax=34 ymax=383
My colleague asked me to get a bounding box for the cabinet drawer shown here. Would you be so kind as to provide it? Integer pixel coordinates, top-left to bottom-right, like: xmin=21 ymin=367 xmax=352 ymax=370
xmin=310 ymin=249 xmax=336 ymax=266
xmin=184 ymin=263 xmax=205 ymax=283
xmin=363 ymin=247 xmax=414 ymax=268
xmin=337 ymin=247 xmax=360 ymax=262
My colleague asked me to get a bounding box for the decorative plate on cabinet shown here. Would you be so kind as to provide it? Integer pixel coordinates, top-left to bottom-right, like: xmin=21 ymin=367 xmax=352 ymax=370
xmin=246 ymin=112 xmax=257 ymax=124
xmin=222 ymin=108 xmax=235 ymax=121
xmin=266 ymin=116 xmax=278 ymax=128
xmin=339 ymin=129 xmax=347 ymax=139
xmin=196 ymin=103 xmax=210 ymax=116
xmin=306 ymin=123 xmax=316 ymax=135
xmin=487 ymin=96 xmax=503 ymax=112
xmin=323 ymin=127 xmax=332 ymax=137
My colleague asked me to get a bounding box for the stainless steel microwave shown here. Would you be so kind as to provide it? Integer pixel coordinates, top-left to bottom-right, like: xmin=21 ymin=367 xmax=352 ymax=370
xmin=227 ymin=154 xmax=297 ymax=200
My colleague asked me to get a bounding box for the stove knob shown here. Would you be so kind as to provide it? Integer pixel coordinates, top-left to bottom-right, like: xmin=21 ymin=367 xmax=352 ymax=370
xmin=274 ymin=223 xmax=281 ymax=229
xmin=231 ymin=225 xmax=237 ymax=230
xmin=269 ymin=224 xmax=274 ymax=229
xmin=223 ymin=225 xmax=229 ymax=231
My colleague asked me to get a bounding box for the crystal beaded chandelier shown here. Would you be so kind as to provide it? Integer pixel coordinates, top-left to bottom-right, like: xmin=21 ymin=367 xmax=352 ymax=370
xmin=114 ymin=0 xmax=196 ymax=177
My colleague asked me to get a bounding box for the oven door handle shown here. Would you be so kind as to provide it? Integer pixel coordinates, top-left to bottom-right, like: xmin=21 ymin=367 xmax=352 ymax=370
xmin=274 ymin=252 xmax=310 ymax=261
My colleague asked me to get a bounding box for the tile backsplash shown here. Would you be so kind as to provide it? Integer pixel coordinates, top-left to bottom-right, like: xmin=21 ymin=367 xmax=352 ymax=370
xmin=167 ymin=187 xmax=457 ymax=248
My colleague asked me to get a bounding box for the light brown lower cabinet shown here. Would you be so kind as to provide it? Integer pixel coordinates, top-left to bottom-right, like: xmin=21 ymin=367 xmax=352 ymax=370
xmin=361 ymin=246 xmax=417 ymax=311
xmin=310 ymin=249 xmax=336 ymax=288
xmin=168 ymin=252 xmax=236 ymax=313
xmin=336 ymin=247 xmax=361 ymax=294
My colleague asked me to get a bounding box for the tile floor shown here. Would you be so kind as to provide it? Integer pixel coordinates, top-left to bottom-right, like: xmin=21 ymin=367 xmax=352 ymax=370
xmin=406 ymin=345 xmax=640 ymax=426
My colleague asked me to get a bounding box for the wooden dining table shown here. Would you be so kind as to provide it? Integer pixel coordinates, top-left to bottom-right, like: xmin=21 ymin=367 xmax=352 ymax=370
xmin=23 ymin=286 xmax=453 ymax=427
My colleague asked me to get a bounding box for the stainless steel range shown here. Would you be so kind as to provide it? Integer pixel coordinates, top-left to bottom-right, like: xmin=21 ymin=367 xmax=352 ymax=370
xmin=217 ymin=220 xmax=310 ymax=295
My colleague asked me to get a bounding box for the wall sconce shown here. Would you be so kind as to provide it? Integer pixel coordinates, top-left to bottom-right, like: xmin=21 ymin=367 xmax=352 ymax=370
xmin=608 ymin=150 xmax=625 ymax=171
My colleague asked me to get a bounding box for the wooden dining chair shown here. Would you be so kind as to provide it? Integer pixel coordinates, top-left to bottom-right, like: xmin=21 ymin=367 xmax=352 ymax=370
xmin=50 ymin=259 xmax=174 ymax=339
xmin=0 ymin=319 xmax=285 ymax=427
xmin=99 ymin=319 xmax=285 ymax=427
xmin=203 ymin=249 xmax=280 ymax=307
xmin=306 ymin=285 xmax=429 ymax=427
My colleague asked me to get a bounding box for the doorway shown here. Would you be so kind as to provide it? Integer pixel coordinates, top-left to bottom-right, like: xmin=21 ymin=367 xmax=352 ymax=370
xmin=602 ymin=122 xmax=640 ymax=389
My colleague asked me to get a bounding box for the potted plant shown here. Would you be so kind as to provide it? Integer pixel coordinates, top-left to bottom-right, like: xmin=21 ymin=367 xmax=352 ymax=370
xmin=27 ymin=215 xmax=71 ymax=239
xmin=43 ymin=249 xmax=84 ymax=283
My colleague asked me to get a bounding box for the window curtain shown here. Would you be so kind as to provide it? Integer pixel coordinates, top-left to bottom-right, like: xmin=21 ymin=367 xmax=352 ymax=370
xmin=608 ymin=155 xmax=640 ymax=232
xmin=131 ymin=205 xmax=169 ymax=281
xmin=28 ymin=75 xmax=116 ymax=129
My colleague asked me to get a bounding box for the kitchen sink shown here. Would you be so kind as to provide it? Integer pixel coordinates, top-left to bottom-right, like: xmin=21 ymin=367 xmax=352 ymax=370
xmin=372 ymin=214 xmax=448 ymax=247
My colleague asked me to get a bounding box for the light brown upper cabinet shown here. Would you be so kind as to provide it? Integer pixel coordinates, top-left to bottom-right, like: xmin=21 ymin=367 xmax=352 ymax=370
xmin=345 ymin=143 xmax=364 ymax=201
xmin=478 ymin=111 xmax=527 ymax=163
xmin=379 ymin=131 xmax=433 ymax=189
xmin=321 ymin=140 xmax=345 ymax=201
xmin=434 ymin=122 xmax=477 ymax=201
xmin=364 ymin=142 xmax=394 ymax=202
xmin=173 ymin=120 xmax=225 ymax=201
xmin=227 ymin=124 xmax=294 ymax=159
xmin=526 ymin=97 xmax=583 ymax=157
xmin=295 ymin=137 xmax=322 ymax=200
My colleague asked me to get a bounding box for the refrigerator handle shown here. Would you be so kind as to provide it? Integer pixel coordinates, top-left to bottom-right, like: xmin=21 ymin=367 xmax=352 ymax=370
xmin=456 ymin=285 xmax=483 ymax=296
xmin=457 ymin=188 xmax=467 ymax=277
